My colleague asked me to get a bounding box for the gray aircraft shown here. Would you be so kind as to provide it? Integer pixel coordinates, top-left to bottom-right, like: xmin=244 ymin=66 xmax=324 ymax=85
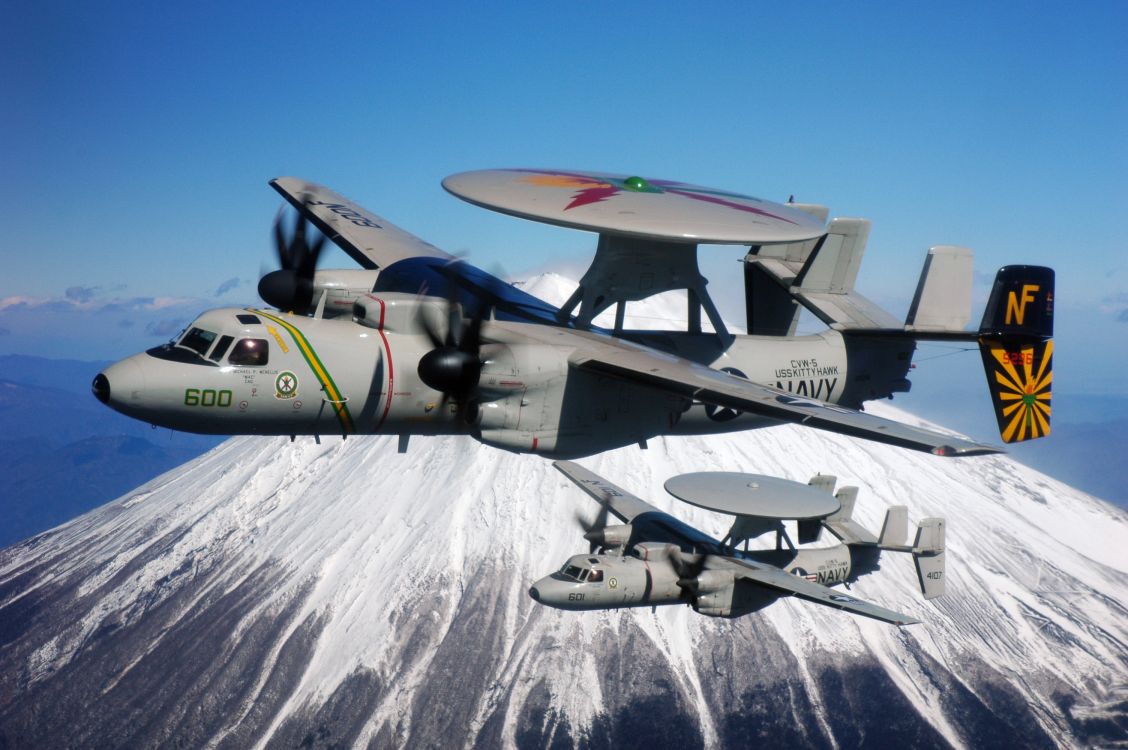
xmin=530 ymin=461 xmax=945 ymax=626
xmin=92 ymin=170 xmax=1054 ymax=458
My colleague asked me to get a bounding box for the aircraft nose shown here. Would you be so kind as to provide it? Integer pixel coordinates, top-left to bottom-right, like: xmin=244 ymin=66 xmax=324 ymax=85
xmin=528 ymin=585 xmax=541 ymax=603
xmin=94 ymin=357 xmax=147 ymax=412
xmin=91 ymin=373 xmax=110 ymax=404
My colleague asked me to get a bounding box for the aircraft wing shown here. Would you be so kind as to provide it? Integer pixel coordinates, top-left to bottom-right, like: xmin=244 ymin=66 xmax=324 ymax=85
xmin=507 ymin=325 xmax=1000 ymax=457
xmin=553 ymin=461 xmax=660 ymax=523
xmin=271 ymin=177 xmax=454 ymax=270
xmin=715 ymin=556 xmax=921 ymax=626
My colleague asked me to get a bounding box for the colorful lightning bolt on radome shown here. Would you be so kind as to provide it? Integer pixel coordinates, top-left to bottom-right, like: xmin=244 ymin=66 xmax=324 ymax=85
xmin=516 ymin=169 xmax=798 ymax=224
xmin=517 ymin=171 xmax=622 ymax=210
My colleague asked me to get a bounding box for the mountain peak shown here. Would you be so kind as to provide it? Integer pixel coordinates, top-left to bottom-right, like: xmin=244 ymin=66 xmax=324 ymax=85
xmin=1 ymin=403 xmax=1125 ymax=747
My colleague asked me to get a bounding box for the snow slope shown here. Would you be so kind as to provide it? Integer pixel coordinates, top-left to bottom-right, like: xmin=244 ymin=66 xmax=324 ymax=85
xmin=0 ymin=275 xmax=1124 ymax=748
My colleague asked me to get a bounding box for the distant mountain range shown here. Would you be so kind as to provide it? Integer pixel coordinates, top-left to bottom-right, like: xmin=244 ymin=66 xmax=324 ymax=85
xmin=0 ymin=355 xmax=222 ymax=546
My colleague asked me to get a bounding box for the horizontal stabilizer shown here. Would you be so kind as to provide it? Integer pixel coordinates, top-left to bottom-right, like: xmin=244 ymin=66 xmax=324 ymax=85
xmin=791 ymin=218 xmax=901 ymax=330
xmin=744 ymin=216 xmax=902 ymax=331
xmin=906 ymin=246 xmax=973 ymax=332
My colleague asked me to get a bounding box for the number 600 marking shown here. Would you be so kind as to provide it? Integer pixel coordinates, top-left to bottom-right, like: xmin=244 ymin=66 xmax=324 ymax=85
xmin=184 ymin=388 xmax=233 ymax=407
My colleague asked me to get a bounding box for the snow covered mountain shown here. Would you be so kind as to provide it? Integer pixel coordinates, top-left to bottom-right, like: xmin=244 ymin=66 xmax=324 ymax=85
xmin=1 ymin=275 xmax=1125 ymax=748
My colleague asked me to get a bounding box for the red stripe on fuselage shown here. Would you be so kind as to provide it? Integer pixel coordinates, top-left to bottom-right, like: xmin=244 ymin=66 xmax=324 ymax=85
xmin=372 ymin=297 xmax=395 ymax=432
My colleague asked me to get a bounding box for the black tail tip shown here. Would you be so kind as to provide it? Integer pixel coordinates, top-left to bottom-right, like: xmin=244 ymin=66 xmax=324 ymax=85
xmin=979 ymin=265 xmax=1054 ymax=340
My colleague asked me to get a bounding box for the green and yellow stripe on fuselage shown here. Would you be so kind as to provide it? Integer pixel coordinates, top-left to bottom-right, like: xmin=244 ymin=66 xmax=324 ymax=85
xmin=253 ymin=309 xmax=356 ymax=434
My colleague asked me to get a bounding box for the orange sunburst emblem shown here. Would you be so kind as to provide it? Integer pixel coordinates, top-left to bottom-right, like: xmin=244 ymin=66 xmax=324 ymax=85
xmin=985 ymin=340 xmax=1053 ymax=442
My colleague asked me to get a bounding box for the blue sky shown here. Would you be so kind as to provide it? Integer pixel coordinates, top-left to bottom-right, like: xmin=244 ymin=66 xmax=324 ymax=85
xmin=3 ymin=2 xmax=1125 ymax=410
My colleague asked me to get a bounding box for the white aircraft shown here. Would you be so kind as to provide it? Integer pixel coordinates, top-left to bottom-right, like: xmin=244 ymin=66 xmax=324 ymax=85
xmin=92 ymin=170 xmax=1054 ymax=458
xmin=531 ymin=461 xmax=945 ymax=626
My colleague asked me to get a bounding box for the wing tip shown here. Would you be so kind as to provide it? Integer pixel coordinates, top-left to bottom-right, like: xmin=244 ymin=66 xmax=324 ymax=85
xmin=930 ymin=442 xmax=1005 ymax=457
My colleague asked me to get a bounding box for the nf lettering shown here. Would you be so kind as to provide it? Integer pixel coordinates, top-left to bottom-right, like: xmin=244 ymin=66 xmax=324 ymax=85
xmin=1005 ymin=284 xmax=1040 ymax=325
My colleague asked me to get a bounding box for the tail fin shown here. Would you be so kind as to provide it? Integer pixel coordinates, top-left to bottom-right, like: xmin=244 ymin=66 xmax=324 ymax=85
xmin=823 ymin=486 xmax=879 ymax=545
xmin=823 ymin=492 xmax=948 ymax=601
xmin=978 ymin=266 xmax=1055 ymax=443
xmin=798 ymin=474 xmax=838 ymax=543
xmin=912 ymin=518 xmax=946 ymax=599
xmin=878 ymin=506 xmax=908 ymax=547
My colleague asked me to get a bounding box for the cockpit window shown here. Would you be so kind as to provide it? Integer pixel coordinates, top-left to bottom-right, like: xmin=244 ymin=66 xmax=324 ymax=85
xmin=228 ymin=338 xmax=269 ymax=366
xmin=179 ymin=328 xmax=217 ymax=357
xmin=562 ymin=565 xmax=585 ymax=582
xmin=588 ymin=569 xmax=603 ymax=583
xmin=209 ymin=335 xmax=234 ymax=362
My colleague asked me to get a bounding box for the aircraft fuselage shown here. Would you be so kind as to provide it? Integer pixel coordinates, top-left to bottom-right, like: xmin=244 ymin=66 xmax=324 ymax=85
xmin=95 ymin=301 xmax=914 ymax=458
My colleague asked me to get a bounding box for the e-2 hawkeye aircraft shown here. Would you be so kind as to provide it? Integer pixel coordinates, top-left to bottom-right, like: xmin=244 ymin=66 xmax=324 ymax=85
xmin=92 ymin=170 xmax=1054 ymax=458
xmin=530 ymin=462 xmax=945 ymax=626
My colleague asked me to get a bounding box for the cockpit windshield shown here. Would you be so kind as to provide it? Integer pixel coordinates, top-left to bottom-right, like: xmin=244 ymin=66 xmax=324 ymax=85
xmin=178 ymin=328 xmax=218 ymax=356
xmin=147 ymin=312 xmax=268 ymax=367
xmin=559 ymin=564 xmax=603 ymax=583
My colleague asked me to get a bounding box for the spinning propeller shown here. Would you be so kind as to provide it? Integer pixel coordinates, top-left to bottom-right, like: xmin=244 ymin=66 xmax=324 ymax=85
xmin=669 ymin=549 xmax=711 ymax=599
xmin=575 ymin=502 xmax=613 ymax=554
xmin=416 ymin=261 xmax=494 ymax=408
xmin=258 ymin=202 xmax=327 ymax=313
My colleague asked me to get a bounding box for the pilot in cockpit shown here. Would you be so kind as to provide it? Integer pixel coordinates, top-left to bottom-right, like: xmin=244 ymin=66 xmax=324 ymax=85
xmin=148 ymin=311 xmax=271 ymax=368
xmin=559 ymin=562 xmax=604 ymax=585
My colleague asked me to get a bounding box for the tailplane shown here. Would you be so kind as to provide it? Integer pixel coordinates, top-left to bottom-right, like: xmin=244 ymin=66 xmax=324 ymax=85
xmin=822 ymin=493 xmax=946 ymax=601
xmin=977 ymin=266 xmax=1054 ymax=443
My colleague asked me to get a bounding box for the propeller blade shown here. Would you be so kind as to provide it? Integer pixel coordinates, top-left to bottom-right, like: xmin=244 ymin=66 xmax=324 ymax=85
xmin=273 ymin=207 xmax=293 ymax=267
xmin=668 ymin=547 xmax=710 ymax=599
xmin=261 ymin=202 xmax=327 ymax=313
xmin=576 ymin=503 xmax=611 ymax=553
xmin=414 ymin=258 xmax=496 ymax=408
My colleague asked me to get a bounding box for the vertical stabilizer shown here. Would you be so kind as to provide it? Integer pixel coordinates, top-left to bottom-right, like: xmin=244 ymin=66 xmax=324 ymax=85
xmin=878 ymin=506 xmax=908 ymax=547
xmin=743 ymin=203 xmax=829 ymax=336
xmin=906 ymin=246 xmax=973 ymax=331
xmin=913 ymin=518 xmax=946 ymax=599
xmin=978 ymin=266 xmax=1054 ymax=443
xmin=829 ymin=486 xmax=857 ymax=521
xmin=807 ymin=474 xmax=837 ymax=495
xmin=822 ymin=487 xmax=879 ymax=545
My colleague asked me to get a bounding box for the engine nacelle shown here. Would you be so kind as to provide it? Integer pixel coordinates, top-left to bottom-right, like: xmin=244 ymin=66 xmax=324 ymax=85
xmin=584 ymin=523 xmax=632 ymax=550
xmin=690 ymin=570 xmax=737 ymax=616
xmin=692 ymin=571 xmax=782 ymax=618
xmin=352 ymin=293 xmax=445 ymax=335
xmin=693 ymin=569 xmax=735 ymax=595
xmin=476 ymin=344 xmax=570 ymax=454
xmin=474 ymin=341 xmax=687 ymax=457
xmin=312 ymin=269 xmax=381 ymax=317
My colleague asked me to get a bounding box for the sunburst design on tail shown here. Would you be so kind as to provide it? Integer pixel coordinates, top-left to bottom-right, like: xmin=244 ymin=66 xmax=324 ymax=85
xmin=981 ymin=340 xmax=1053 ymax=442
